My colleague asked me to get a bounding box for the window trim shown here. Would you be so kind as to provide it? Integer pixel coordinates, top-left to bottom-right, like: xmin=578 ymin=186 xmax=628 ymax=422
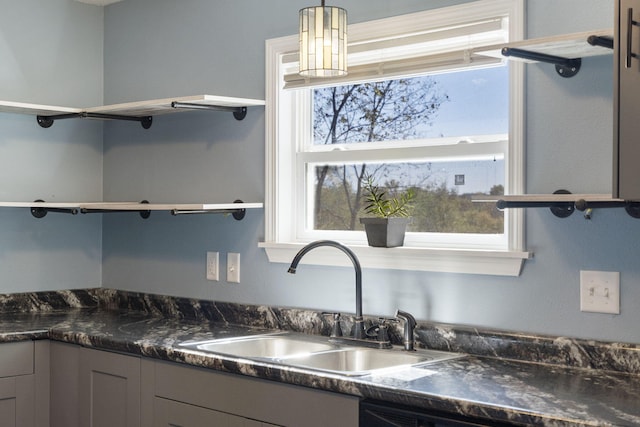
xmin=261 ymin=0 xmax=531 ymax=277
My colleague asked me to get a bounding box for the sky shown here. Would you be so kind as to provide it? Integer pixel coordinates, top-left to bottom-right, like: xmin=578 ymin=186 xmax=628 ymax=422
xmin=423 ymin=64 xmax=509 ymax=138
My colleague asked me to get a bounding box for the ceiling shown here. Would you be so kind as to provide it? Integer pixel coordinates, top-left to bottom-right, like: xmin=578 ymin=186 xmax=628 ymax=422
xmin=74 ymin=0 xmax=123 ymax=5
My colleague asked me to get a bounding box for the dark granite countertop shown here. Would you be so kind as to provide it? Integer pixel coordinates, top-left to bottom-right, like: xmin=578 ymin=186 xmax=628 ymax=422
xmin=3 ymin=306 xmax=640 ymax=426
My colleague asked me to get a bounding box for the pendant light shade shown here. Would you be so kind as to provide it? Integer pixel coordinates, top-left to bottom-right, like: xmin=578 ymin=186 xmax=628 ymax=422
xmin=299 ymin=1 xmax=347 ymax=77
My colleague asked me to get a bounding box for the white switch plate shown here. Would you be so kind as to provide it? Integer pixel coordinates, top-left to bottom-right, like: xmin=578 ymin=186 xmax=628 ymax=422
xmin=580 ymin=270 xmax=620 ymax=314
xmin=206 ymin=252 xmax=219 ymax=281
xmin=227 ymin=253 xmax=240 ymax=283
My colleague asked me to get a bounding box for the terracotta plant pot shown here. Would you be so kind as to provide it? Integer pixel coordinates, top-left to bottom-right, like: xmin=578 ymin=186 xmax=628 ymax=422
xmin=360 ymin=217 xmax=411 ymax=248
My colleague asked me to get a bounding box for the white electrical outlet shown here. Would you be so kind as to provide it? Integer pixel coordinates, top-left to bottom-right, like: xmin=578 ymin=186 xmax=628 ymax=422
xmin=206 ymin=252 xmax=219 ymax=281
xmin=227 ymin=252 xmax=240 ymax=283
xmin=580 ymin=270 xmax=620 ymax=314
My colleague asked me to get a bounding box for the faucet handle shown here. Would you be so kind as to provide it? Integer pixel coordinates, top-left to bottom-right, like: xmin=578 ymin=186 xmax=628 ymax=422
xmin=322 ymin=312 xmax=343 ymax=337
xmin=367 ymin=317 xmax=396 ymax=329
xmin=363 ymin=318 xmax=394 ymax=347
xmin=375 ymin=317 xmax=397 ymax=343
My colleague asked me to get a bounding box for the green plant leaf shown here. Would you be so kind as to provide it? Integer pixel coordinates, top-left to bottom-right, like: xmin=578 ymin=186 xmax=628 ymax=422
xmin=362 ymin=174 xmax=414 ymax=218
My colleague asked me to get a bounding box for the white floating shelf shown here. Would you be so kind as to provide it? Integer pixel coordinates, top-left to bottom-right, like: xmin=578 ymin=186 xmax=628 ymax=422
xmin=86 ymin=95 xmax=266 ymax=117
xmin=0 ymin=201 xmax=263 ymax=220
xmin=80 ymin=202 xmax=264 ymax=211
xmin=473 ymin=194 xmax=620 ymax=203
xmin=0 ymin=101 xmax=81 ymax=116
xmin=0 ymin=201 xmax=264 ymax=210
xmin=0 ymin=94 xmax=266 ymax=128
xmin=0 ymin=201 xmax=88 ymax=208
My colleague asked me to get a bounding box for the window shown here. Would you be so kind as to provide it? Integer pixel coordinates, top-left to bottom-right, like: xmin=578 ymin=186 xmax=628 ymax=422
xmin=261 ymin=0 xmax=530 ymax=276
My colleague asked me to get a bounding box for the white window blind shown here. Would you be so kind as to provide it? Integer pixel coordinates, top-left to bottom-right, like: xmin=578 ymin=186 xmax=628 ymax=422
xmin=283 ymin=12 xmax=509 ymax=89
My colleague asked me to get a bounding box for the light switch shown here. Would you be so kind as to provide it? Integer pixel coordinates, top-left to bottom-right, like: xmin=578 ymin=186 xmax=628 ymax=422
xmin=206 ymin=252 xmax=219 ymax=281
xmin=227 ymin=253 xmax=240 ymax=283
xmin=580 ymin=270 xmax=620 ymax=314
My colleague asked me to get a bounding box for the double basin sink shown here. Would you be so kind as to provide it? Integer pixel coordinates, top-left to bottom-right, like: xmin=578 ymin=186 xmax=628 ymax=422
xmin=180 ymin=332 xmax=463 ymax=376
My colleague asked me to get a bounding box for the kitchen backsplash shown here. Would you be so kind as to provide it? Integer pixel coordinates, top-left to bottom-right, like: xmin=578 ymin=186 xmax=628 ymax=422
xmin=2 ymin=288 xmax=639 ymax=375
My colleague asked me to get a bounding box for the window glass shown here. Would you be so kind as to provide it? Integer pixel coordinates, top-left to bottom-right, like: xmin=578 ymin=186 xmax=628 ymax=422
xmin=306 ymin=65 xmax=508 ymax=237
xmin=312 ymin=66 xmax=508 ymax=144
xmin=311 ymin=159 xmax=504 ymax=233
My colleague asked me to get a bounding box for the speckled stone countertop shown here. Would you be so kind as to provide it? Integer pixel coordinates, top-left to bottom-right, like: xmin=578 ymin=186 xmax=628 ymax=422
xmin=2 ymin=289 xmax=640 ymax=426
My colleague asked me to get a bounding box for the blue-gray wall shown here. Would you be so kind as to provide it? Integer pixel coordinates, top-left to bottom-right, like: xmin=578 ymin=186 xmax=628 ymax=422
xmin=0 ymin=0 xmax=103 ymax=292
xmin=3 ymin=0 xmax=637 ymax=344
xmin=101 ymin=0 xmax=632 ymax=343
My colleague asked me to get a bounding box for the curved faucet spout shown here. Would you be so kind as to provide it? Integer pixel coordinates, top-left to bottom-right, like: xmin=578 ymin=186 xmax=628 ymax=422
xmin=287 ymin=240 xmax=365 ymax=339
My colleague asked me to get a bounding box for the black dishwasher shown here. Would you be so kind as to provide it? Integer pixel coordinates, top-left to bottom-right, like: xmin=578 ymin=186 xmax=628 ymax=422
xmin=360 ymin=400 xmax=514 ymax=427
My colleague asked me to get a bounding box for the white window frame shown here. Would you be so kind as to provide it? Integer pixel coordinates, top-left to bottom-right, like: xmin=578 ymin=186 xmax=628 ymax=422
xmin=260 ymin=0 xmax=531 ymax=276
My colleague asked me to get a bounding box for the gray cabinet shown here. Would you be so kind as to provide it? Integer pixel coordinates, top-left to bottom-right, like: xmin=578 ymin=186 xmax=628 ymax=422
xmin=51 ymin=343 xmax=358 ymax=427
xmin=0 ymin=341 xmax=48 ymax=427
xmin=51 ymin=342 xmax=142 ymax=427
xmin=614 ymin=0 xmax=640 ymax=199
xmin=80 ymin=347 xmax=141 ymax=427
xmin=50 ymin=342 xmax=80 ymax=427
xmin=154 ymin=396 xmax=275 ymax=427
xmin=152 ymin=360 xmax=359 ymax=427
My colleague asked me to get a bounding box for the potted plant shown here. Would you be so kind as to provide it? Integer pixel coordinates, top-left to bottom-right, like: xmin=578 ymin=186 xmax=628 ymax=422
xmin=360 ymin=174 xmax=414 ymax=248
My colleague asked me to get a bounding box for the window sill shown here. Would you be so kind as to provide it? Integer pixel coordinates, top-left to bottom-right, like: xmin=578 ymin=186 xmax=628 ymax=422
xmin=259 ymin=242 xmax=532 ymax=277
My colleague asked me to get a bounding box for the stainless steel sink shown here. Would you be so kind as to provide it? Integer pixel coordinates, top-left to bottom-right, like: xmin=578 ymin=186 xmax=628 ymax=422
xmin=278 ymin=347 xmax=463 ymax=376
xmin=180 ymin=332 xmax=464 ymax=376
xmin=181 ymin=334 xmax=338 ymax=359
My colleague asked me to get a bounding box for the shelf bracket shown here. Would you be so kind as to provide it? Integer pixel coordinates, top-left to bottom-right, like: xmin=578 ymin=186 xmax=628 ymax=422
xmin=30 ymin=200 xmax=78 ymax=219
xmin=501 ymin=47 xmax=582 ymax=78
xmin=496 ymin=190 xmax=575 ymax=218
xmin=587 ymin=35 xmax=614 ymax=50
xmin=170 ymin=199 xmax=248 ymax=220
xmin=625 ymin=202 xmax=640 ymax=219
xmin=36 ymin=112 xmax=153 ymax=129
xmin=80 ymin=200 xmax=151 ymax=219
xmin=496 ymin=199 xmax=575 ymax=218
xmin=495 ymin=190 xmax=640 ymax=220
xmin=83 ymin=112 xmax=153 ymax=129
xmin=575 ymin=199 xmax=640 ymax=219
xmin=170 ymin=102 xmax=248 ymax=120
xmin=36 ymin=113 xmax=82 ymax=129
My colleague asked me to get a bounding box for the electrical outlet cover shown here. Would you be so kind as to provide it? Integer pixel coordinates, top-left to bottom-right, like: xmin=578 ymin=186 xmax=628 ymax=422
xmin=227 ymin=253 xmax=240 ymax=283
xmin=206 ymin=252 xmax=219 ymax=281
xmin=580 ymin=270 xmax=620 ymax=314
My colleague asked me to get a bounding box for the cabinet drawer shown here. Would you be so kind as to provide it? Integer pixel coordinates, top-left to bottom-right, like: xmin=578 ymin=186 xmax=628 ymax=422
xmin=154 ymin=361 xmax=358 ymax=427
xmin=154 ymin=397 xmax=277 ymax=427
xmin=0 ymin=341 xmax=33 ymax=378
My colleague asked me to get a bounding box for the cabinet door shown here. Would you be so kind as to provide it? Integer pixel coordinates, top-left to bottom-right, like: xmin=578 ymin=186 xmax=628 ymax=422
xmin=0 ymin=375 xmax=35 ymax=427
xmin=0 ymin=341 xmax=37 ymax=427
xmin=51 ymin=342 xmax=80 ymax=427
xmin=0 ymin=393 xmax=16 ymax=427
xmin=153 ymin=397 xmax=277 ymax=427
xmin=615 ymin=0 xmax=640 ymax=199
xmin=79 ymin=347 xmax=141 ymax=427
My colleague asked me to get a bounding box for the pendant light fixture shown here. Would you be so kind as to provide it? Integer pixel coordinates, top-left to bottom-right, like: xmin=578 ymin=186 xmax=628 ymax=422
xmin=299 ymin=1 xmax=347 ymax=77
